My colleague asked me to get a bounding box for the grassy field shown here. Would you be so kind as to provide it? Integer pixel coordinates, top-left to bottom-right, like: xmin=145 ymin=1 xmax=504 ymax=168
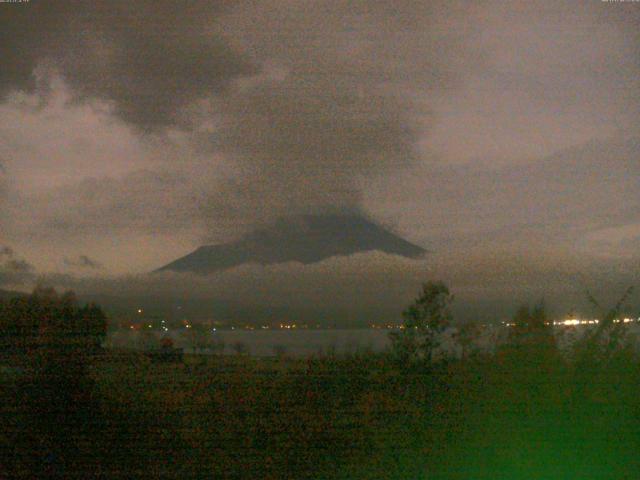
xmin=2 ymin=347 xmax=640 ymax=479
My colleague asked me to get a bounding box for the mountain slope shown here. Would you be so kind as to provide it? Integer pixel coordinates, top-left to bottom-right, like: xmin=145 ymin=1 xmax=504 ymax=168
xmin=157 ymin=214 xmax=426 ymax=274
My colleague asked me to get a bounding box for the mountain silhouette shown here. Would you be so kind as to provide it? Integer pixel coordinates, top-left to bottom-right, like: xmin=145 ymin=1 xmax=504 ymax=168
xmin=157 ymin=214 xmax=426 ymax=274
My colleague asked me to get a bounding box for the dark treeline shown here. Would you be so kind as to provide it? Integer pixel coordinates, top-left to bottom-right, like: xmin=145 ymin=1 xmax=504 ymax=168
xmin=0 ymin=287 xmax=108 ymax=478
xmin=0 ymin=286 xmax=106 ymax=358
xmin=0 ymin=283 xmax=639 ymax=478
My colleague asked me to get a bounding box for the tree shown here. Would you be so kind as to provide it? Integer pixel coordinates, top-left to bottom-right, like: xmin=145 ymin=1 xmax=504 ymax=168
xmin=232 ymin=340 xmax=248 ymax=355
xmin=582 ymin=286 xmax=634 ymax=357
xmin=571 ymin=286 xmax=635 ymax=404
xmin=0 ymin=295 xmax=38 ymax=354
xmin=211 ymin=337 xmax=225 ymax=356
xmin=272 ymin=344 xmax=288 ymax=358
xmin=573 ymin=287 xmax=634 ymax=373
xmin=503 ymin=301 xmax=557 ymax=373
xmin=0 ymin=287 xmax=108 ymax=366
xmin=0 ymin=288 xmax=108 ymax=477
xmin=509 ymin=301 xmax=553 ymax=344
xmin=509 ymin=302 xmax=554 ymax=346
xmin=76 ymin=303 xmax=108 ymax=352
xmin=185 ymin=323 xmax=210 ymax=354
xmin=455 ymin=320 xmax=481 ymax=360
xmin=390 ymin=281 xmax=453 ymax=366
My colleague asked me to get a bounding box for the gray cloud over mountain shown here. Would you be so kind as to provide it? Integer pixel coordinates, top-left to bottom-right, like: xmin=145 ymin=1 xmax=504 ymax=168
xmin=0 ymin=0 xmax=480 ymax=235
xmin=0 ymin=1 xmax=638 ymax=315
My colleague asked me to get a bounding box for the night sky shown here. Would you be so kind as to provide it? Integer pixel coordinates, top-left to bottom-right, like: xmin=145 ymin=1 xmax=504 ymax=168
xmin=0 ymin=1 xmax=638 ymax=319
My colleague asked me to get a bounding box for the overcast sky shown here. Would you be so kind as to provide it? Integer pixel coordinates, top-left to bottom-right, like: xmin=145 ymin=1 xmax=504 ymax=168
xmin=0 ymin=1 xmax=638 ymax=317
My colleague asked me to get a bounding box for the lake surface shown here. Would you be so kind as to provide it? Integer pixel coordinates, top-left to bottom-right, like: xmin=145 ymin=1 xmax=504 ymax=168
xmin=108 ymin=323 xmax=640 ymax=357
xmin=107 ymin=325 xmax=505 ymax=356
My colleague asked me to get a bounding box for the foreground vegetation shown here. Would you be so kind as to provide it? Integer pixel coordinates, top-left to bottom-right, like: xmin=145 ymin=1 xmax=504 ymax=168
xmin=1 ymin=285 xmax=639 ymax=478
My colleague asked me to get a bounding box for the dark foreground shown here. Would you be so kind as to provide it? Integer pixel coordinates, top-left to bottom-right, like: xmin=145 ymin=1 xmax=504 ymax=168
xmin=1 ymin=347 xmax=639 ymax=479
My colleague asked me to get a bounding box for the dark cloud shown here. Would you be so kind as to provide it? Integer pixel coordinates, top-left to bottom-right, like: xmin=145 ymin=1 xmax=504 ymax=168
xmin=0 ymin=1 xmax=256 ymax=131
xmin=0 ymin=246 xmax=35 ymax=286
xmin=0 ymin=245 xmax=33 ymax=273
xmin=64 ymin=255 xmax=103 ymax=270
xmin=4 ymin=258 xmax=34 ymax=273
